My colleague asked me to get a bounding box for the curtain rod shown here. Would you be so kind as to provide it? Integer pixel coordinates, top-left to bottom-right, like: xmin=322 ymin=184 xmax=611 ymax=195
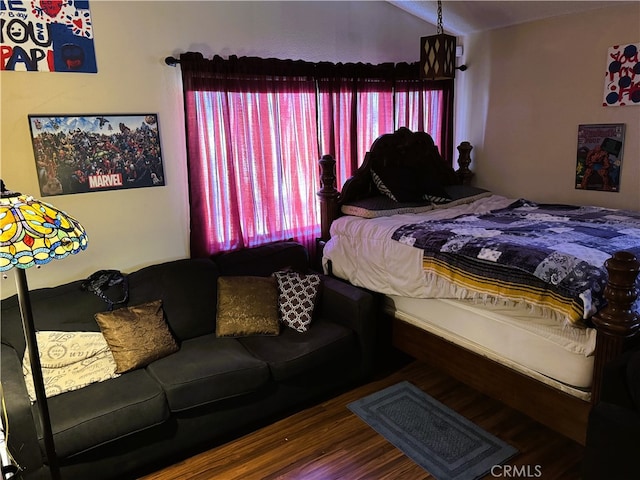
xmin=165 ymin=56 xmax=180 ymax=66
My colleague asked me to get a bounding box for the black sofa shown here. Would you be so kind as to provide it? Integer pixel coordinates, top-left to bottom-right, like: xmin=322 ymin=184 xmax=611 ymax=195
xmin=583 ymin=346 xmax=640 ymax=480
xmin=1 ymin=242 xmax=376 ymax=480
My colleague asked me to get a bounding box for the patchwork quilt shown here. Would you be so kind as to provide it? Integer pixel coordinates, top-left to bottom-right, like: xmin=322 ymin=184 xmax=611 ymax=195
xmin=392 ymin=199 xmax=640 ymax=325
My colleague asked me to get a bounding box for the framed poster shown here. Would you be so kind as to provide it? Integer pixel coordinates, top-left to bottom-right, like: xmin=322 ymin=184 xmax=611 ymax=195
xmin=29 ymin=114 xmax=165 ymax=196
xmin=575 ymin=123 xmax=625 ymax=192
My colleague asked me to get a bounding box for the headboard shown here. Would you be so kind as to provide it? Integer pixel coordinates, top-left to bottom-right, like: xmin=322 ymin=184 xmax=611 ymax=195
xmin=317 ymin=127 xmax=474 ymax=241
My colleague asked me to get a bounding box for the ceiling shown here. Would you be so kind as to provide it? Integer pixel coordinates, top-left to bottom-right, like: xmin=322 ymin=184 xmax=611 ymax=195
xmin=388 ymin=1 xmax=633 ymax=35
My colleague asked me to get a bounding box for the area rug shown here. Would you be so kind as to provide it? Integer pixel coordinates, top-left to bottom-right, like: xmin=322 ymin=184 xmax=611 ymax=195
xmin=348 ymin=381 xmax=518 ymax=480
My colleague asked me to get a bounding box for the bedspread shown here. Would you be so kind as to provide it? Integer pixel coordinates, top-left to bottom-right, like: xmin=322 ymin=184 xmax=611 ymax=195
xmin=392 ymin=199 xmax=640 ymax=324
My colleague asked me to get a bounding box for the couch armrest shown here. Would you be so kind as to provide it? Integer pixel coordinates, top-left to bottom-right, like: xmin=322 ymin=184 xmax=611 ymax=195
xmin=1 ymin=343 xmax=44 ymax=477
xmin=317 ymin=276 xmax=376 ymax=380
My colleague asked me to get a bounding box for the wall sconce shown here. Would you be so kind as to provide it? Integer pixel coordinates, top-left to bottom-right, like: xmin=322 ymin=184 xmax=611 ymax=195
xmin=420 ymin=0 xmax=466 ymax=80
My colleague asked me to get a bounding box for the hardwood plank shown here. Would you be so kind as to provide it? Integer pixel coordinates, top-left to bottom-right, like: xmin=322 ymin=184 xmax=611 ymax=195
xmin=141 ymin=360 xmax=584 ymax=480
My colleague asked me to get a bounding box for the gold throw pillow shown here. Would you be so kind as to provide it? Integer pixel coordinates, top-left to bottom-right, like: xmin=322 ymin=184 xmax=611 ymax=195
xmin=216 ymin=276 xmax=280 ymax=337
xmin=95 ymin=300 xmax=178 ymax=374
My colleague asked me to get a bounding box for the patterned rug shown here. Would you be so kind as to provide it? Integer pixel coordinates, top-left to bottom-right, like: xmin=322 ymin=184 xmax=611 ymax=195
xmin=348 ymin=381 xmax=518 ymax=480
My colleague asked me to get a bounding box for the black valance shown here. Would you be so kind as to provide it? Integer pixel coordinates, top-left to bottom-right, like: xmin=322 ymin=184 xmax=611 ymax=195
xmin=170 ymin=52 xmax=433 ymax=82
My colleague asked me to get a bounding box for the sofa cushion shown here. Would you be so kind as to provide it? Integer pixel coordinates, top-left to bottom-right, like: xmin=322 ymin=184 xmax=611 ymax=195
xmin=46 ymin=369 xmax=168 ymax=458
xmin=146 ymin=334 xmax=270 ymax=412
xmin=127 ymin=258 xmax=219 ymax=341
xmin=238 ymin=320 xmax=356 ymax=381
xmin=95 ymin=300 xmax=179 ymax=373
xmin=216 ymin=276 xmax=281 ymax=337
xmin=213 ymin=241 xmax=309 ymax=276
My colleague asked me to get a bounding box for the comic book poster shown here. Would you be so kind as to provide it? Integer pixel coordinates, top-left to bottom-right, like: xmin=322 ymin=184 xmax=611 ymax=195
xmin=603 ymin=43 xmax=640 ymax=106
xmin=575 ymin=124 xmax=625 ymax=192
xmin=29 ymin=114 xmax=165 ymax=196
xmin=1 ymin=0 xmax=97 ymax=73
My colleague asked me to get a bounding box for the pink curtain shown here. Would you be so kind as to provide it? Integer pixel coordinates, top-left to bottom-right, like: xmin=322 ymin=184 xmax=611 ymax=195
xmin=181 ymin=54 xmax=319 ymax=256
xmin=180 ymin=54 xmax=454 ymax=258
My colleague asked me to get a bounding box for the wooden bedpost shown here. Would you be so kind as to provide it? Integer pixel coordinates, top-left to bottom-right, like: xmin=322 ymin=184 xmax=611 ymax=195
xmin=317 ymin=154 xmax=339 ymax=243
xmin=591 ymin=251 xmax=640 ymax=405
xmin=456 ymin=141 xmax=474 ymax=185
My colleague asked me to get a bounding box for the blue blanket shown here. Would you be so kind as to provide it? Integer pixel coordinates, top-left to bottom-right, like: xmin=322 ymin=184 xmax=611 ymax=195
xmin=392 ymin=199 xmax=640 ymax=322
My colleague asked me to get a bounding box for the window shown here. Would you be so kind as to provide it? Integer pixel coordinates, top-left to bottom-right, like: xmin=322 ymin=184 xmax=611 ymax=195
xmin=180 ymin=54 xmax=453 ymax=257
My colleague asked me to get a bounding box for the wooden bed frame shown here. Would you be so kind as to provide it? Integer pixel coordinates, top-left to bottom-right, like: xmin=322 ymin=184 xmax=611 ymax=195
xmin=317 ymin=127 xmax=640 ymax=444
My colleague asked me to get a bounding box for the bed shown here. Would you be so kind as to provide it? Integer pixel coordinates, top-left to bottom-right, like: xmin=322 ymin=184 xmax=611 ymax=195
xmin=317 ymin=127 xmax=640 ymax=444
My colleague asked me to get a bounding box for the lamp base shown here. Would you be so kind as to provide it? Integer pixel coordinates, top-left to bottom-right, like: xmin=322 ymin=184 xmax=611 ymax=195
xmin=14 ymin=269 xmax=61 ymax=480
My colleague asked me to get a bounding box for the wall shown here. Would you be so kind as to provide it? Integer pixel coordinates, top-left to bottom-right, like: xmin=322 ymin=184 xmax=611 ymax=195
xmin=458 ymin=3 xmax=640 ymax=210
xmin=0 ymin=0 xmax=433 ymax=298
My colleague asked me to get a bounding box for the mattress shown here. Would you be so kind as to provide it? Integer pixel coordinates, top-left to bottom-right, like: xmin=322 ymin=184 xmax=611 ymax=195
xmin=386 ymin=295 xmax=595 ymax=399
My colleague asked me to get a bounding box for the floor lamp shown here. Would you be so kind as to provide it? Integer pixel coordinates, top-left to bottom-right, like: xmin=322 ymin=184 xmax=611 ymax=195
xmin=0 ymin=181 xmax=89 ymax=480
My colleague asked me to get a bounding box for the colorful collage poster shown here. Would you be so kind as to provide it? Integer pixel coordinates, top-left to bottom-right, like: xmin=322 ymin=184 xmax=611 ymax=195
xmin=1 ymin=0 xmax=97 ymax=73
xmin=603 ymin=43 xmax=640 ymax=106
xmin=575 ymin=124 xmax=625 ymax=192
xmin=29 ymin=114 xmax=165 ymax=196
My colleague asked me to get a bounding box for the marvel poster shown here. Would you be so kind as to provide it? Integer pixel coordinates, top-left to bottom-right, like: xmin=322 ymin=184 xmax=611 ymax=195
xmin=575 ymin=123 xmax=625 ymax=192
xmin=1 ymin=0 xmax=97 ymax=73
xmin=29 ymin=114 xmax=165 ymax=196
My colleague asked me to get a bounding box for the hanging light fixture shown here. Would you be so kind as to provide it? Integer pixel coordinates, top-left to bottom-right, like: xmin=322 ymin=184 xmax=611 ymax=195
xmin=420 ymin=0 xmax=460 ymax=80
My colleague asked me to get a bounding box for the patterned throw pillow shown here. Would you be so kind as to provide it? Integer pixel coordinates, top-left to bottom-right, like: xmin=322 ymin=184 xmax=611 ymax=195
xmin=95 ymin=300 xmax=179 ymax=374
xmin=274 ymin=271 xmax=321 ymax=332
xmin=216 ymin=276 xmax=281 ymax=337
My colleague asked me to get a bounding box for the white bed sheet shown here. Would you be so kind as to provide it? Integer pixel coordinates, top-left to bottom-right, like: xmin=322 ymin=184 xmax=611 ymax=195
xmin=386 ymin=296 xmax=594 ymax=398
xmin=322 ymin=194 xmax=514 ymax=298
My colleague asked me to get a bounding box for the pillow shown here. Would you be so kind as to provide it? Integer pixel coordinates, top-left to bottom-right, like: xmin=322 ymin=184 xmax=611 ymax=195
xmin=341 ymin=195 xmax=434 ymax=219
xmin=216 ymin=276 xmax=280 ymax=337
xmin=371 ymin=166 xmax=424 ymax=202
xmin=23 ymin=331 xmax=120 ymax=400
xmin=422 ymin=182 xmax=452 ymax=205
xmin=433 ymin=185 xmax=491 ymax=208
xmin=95 ymin=300 xmax=178 ymax=374
xmin=443 ymin=184 xmax=490 ymax=200
xmin=274 ymin=271 xmax=321 ymax=332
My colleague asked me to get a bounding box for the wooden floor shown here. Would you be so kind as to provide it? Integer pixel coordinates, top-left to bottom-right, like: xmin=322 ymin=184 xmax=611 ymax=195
xmin=140 ymin=360 xmax=585 ymax=480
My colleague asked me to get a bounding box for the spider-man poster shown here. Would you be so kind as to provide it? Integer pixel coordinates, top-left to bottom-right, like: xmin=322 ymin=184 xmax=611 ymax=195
xmin=1 ymin=0 xmax=97 ymax=73
xmin=575 ymin=124 xmax=625 ymax=192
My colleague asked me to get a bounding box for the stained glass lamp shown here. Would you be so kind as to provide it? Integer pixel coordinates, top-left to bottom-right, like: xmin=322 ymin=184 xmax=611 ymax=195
xmin=0 ymin=180 xmax=88 ymax=480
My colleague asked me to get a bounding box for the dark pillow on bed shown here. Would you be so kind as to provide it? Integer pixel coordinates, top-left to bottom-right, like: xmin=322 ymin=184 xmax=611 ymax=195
xmin=371 ymin=166 xmax=424 ymax=202
xmin=421 ymin=182 xmax=452 ymax=204
xmin=341 ymin=195 xmax=434 ymax=218
xmin=443 ymin=185 xmax=490 ymax=200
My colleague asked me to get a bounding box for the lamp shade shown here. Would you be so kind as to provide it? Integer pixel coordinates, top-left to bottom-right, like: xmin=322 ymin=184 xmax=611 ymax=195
xmin=0 ymin=185 xmax=88 ymax=271
xmin=420 ymin=33 xmax=457 ymax=80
